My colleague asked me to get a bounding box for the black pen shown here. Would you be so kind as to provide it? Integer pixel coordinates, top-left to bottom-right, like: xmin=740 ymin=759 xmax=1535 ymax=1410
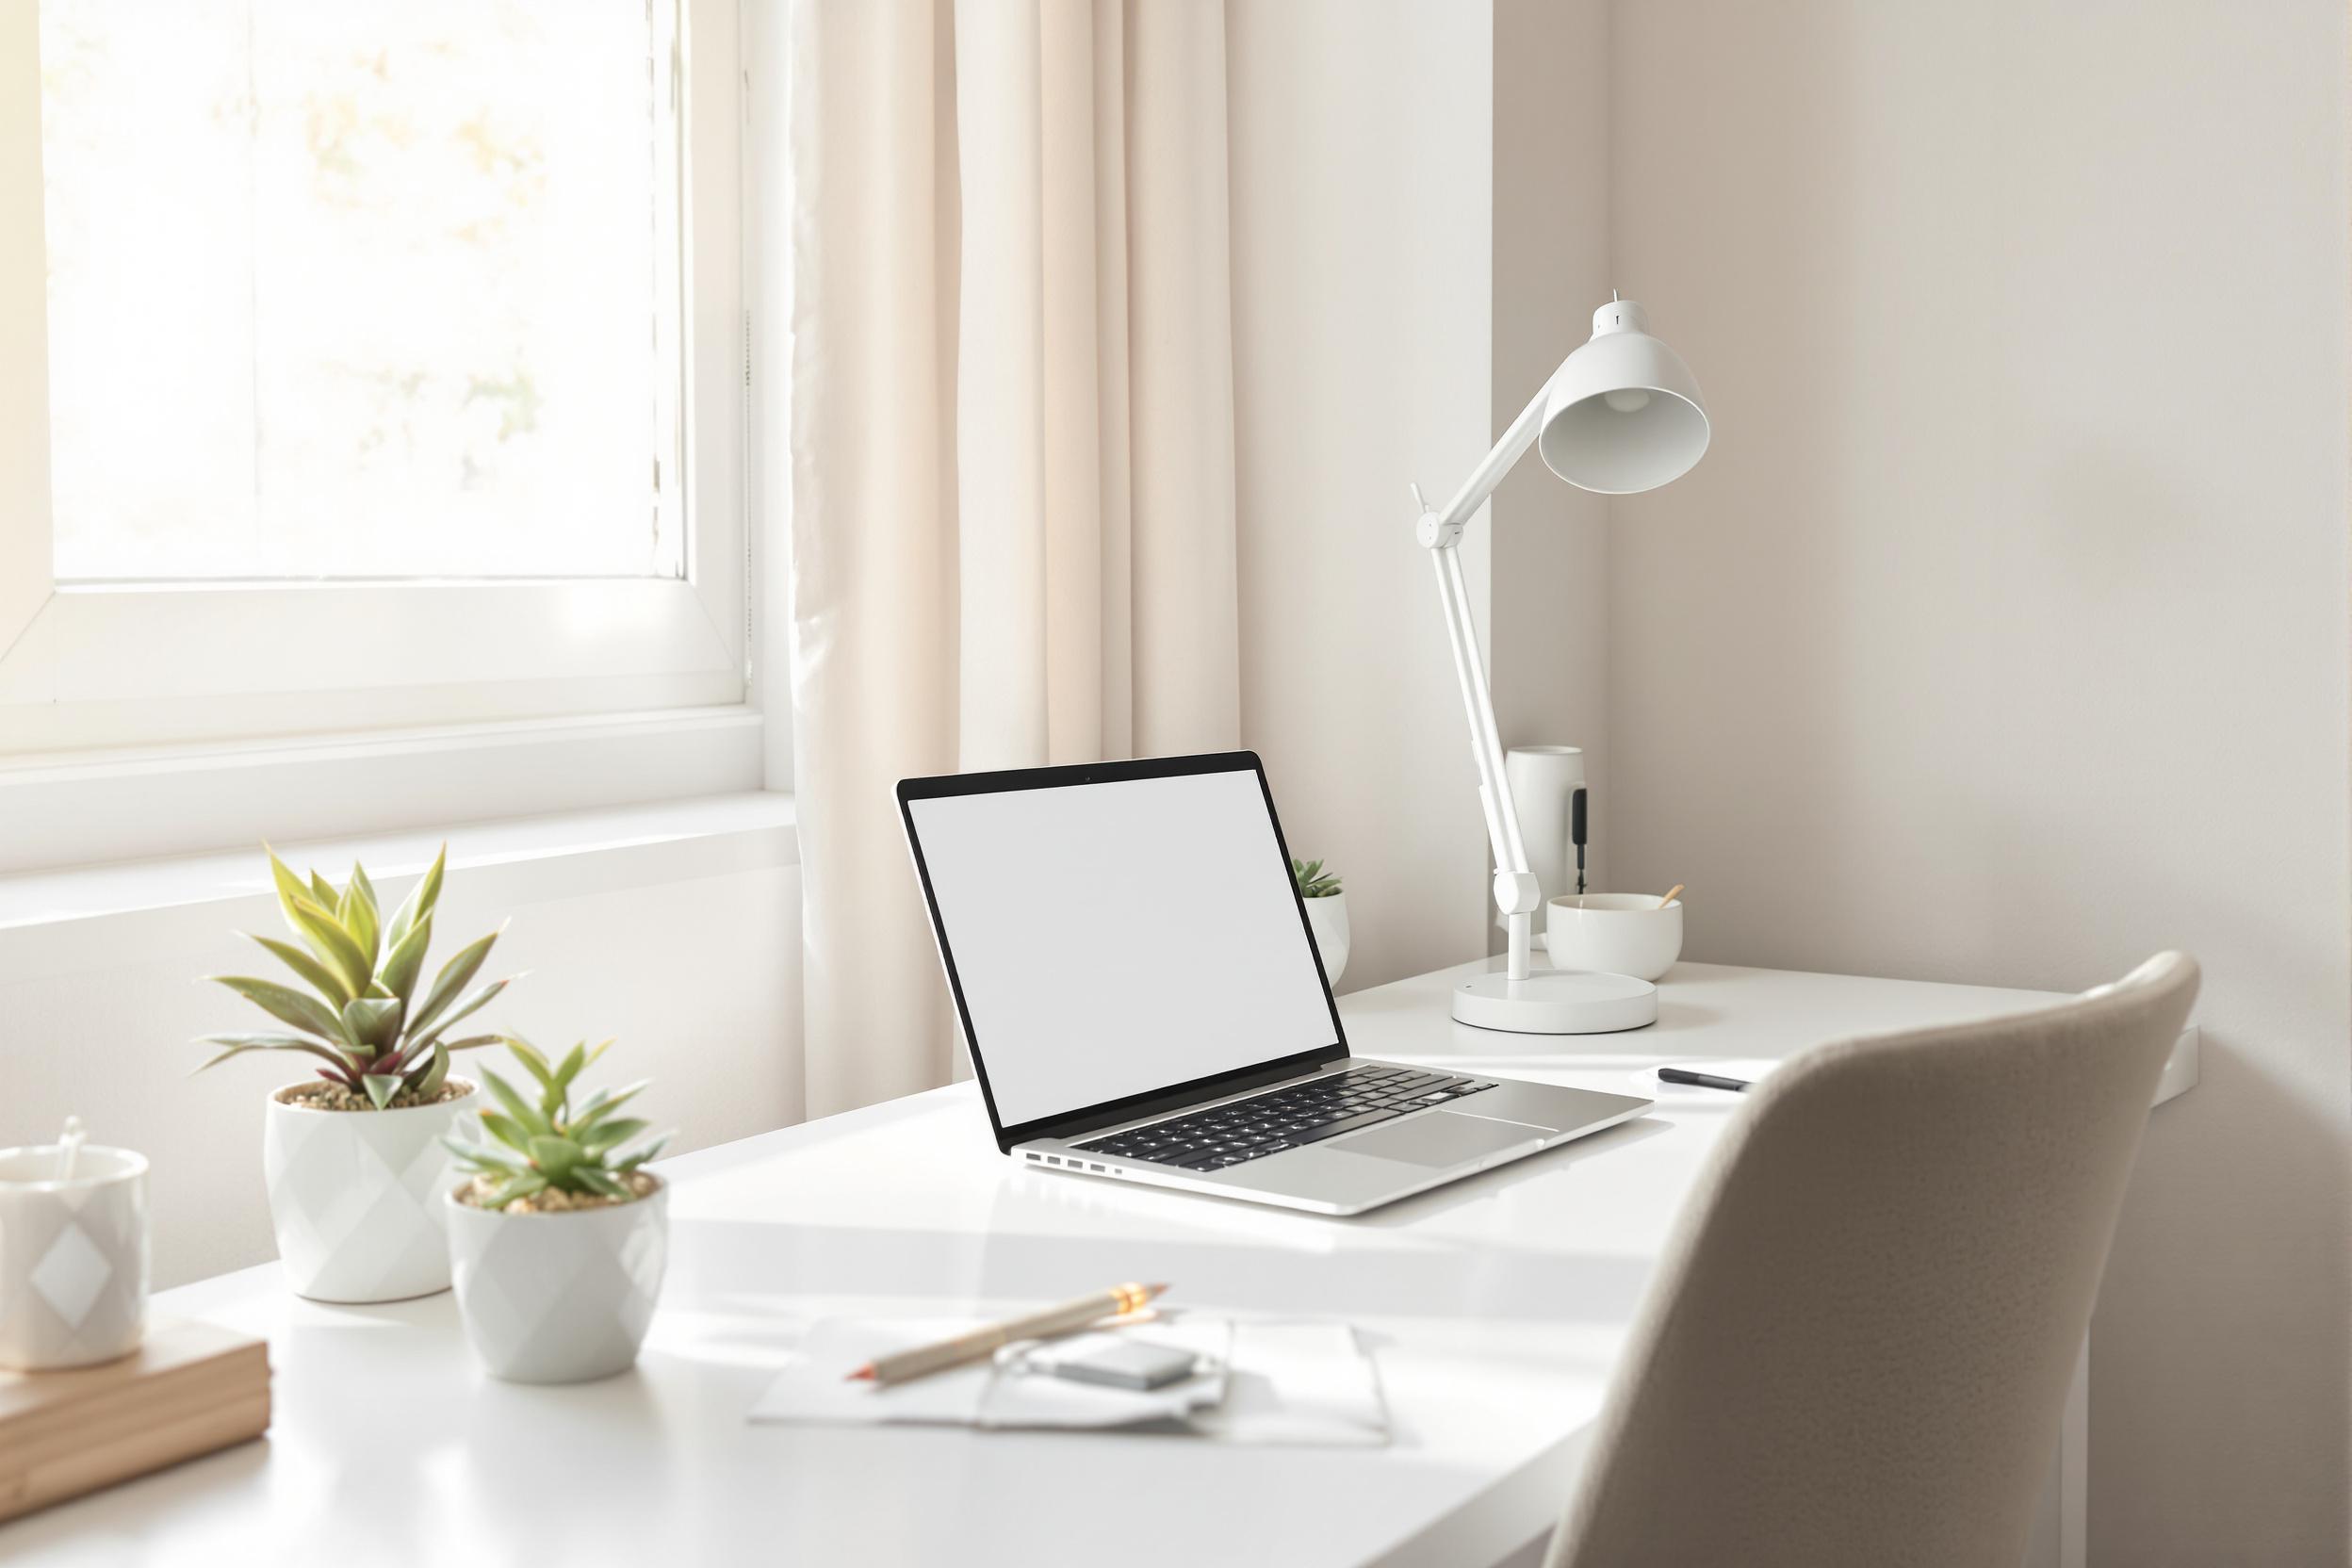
xmin=1658 ymin=1067 xmax=1752 ymax=1093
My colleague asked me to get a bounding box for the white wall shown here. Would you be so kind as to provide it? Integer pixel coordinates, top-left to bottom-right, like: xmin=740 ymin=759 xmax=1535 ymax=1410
xmin=1604 ymin=5 xmax=2350 ymax=1561
xmin=1 ymin=810 xmax=802 ymax=1287
xmin=1490 ymin=0 xmax=1613 ymax=905
xmin=1227 ymin=0 xmax=1496 ymax=990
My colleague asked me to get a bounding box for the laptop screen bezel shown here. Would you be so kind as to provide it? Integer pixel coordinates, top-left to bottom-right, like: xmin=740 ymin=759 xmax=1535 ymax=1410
xmin=896 ymin=751 xmax=1350 ymax=1153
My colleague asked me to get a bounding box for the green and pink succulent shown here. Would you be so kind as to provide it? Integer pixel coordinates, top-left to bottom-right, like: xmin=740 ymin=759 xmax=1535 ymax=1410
xmin=196 ymin=845 xmax=514 ymax=1108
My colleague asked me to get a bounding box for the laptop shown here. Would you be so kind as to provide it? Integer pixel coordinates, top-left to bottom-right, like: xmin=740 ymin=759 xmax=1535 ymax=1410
xmin=897 ymin=751 xmax=1654 ymax=1216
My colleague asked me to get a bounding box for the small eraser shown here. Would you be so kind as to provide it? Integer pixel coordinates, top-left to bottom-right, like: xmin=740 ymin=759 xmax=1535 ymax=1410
xmin=1043 ymin=1339 xmax=1200 ymax=1390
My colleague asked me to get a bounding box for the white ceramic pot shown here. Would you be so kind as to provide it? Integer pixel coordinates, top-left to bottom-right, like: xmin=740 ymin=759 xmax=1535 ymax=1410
xmin=262 ymin=1081 xmax=475 ymax=1304
xmin=1303 ymin=891 xmax=1350 ymax=986
xmin=0 ymin=1142 xmax=148 ymax=1370
xmin=1544 ymin=892 xmax=1684 ymax=981
xmin=446 ymin=1178 xmax=668 ymax=1384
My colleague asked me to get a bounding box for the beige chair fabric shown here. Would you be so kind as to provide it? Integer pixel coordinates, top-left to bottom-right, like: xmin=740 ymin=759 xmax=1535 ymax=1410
xmin=1546 ymin=953 xmax=2199 ymax=1568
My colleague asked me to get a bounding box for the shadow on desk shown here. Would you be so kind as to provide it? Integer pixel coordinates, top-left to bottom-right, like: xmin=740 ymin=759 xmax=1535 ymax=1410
xmin=666 ymin=1217 xmax=1656 ymax=1324
xmin=660 ymin=1122 xmax=1678 ymax=1333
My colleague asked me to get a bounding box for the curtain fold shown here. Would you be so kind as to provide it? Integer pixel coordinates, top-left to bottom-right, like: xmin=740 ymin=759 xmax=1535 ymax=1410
xmin=786 ymin=0 xmax=1240 ymax=1117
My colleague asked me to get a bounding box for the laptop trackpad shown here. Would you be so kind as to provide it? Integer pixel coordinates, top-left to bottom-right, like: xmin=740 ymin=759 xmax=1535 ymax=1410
xmin=1337 ymin=1111 xmax=1549 ymax=1168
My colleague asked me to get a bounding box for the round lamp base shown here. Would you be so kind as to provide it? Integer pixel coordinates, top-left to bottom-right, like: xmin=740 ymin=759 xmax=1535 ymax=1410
xmin=1450 ymin=970 xmax=1658 ymax=1035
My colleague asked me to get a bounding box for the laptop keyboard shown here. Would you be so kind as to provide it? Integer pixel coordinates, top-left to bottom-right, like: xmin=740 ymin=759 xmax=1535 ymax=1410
xmin=1073 ymin=1064 xmax=1498 ymax=1172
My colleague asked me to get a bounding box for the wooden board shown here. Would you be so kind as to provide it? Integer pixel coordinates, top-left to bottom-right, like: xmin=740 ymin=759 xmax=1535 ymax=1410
xmin=0 ymin=1319 xmax=270 ymax=1523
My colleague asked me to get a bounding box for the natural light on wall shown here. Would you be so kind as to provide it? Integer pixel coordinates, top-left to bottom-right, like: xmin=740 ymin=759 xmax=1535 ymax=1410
xmin=37 ymin=0 xmax=684 ymax=583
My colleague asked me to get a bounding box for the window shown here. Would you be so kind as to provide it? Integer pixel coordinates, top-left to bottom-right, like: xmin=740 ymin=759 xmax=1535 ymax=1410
xmin=40 ymin=1 xmax=687 ymax=585
xmin=1 ymin=0 xmax=744 ymax=768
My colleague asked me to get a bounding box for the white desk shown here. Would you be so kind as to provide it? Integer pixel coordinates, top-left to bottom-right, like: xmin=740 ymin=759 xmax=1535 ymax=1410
xmin=2 ymin=959 xmax=2195 ymax=1568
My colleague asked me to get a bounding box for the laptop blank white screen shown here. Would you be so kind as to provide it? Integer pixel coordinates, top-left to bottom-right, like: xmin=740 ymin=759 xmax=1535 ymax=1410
xmin=906 ymin=769 xmax=1338 ymax=1130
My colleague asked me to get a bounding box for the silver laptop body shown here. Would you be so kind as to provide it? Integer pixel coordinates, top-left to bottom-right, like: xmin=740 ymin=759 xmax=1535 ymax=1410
xmin=897 ymin=751 xmax=1652 ymax=1217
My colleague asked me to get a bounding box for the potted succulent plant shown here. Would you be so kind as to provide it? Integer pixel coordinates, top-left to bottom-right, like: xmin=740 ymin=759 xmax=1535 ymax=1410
xmin=196 ymin=845 xmax=513 ymax=1303
xmin=442 ymin=1037 xmax=671 ymax=1384
xmin=1293 ymin=857 xmax=1349 ymax=984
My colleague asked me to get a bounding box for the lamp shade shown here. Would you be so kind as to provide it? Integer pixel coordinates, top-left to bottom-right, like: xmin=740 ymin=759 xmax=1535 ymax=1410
xmin=1537 ymin=299 xmax=1709 ymax=495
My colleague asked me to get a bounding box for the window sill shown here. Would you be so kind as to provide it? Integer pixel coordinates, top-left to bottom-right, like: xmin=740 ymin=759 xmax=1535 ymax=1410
xmin=0 ymin=706 xmax=770 ymax=875
xmin=0 ymin=792 xmax=796 ymax=979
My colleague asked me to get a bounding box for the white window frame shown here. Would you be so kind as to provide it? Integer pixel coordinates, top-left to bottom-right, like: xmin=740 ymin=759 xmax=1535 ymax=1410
xmin=0 ymin=0 xmax=764 ymax=869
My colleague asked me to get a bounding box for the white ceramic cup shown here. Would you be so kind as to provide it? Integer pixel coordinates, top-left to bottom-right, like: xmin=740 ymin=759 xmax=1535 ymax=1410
xmin=1543 ymin=892 xmax=1684 ymax=982
xmin=0 ymin=1142 xmax=149 ymax=1370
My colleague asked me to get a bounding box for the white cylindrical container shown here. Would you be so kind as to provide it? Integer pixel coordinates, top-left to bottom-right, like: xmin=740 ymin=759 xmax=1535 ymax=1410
xmin=447 ymin=1178 xmax=669 ymax=1384
xmin=264 ymin=1081 xmax=475 ymax=1303
xmin=0 ymin=1141 xmax=149 ymax=1370
xmin=1505 ymin=746 xmax=1587 ymax=937
xmin=1302 ymin=890 xmax=1350 ymax=987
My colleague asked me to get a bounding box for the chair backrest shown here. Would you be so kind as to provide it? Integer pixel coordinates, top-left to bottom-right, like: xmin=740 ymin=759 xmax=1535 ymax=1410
xmin=1546 ymin=953 xmax=2199 ymax=1568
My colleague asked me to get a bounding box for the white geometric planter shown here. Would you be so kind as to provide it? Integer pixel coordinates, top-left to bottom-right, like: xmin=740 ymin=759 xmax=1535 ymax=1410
xmin=262 ymin=1081 xmax=475 ymax=1304
xmin=445 ymin=1177 xmax=667 ymax=1384
xmin=1303 ymin=890 xmax=1350 ymax=986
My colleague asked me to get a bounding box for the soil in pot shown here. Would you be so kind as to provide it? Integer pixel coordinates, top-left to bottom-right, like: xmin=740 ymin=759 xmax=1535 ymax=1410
xmin=275 ymin=1080 xmax=472 ymax=1114
xmin=456 ymin=1170 xmax=660 ymax=1215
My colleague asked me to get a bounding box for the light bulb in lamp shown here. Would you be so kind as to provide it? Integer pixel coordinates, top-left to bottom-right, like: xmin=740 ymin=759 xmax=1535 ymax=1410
xmin=1537 ymin=300 xmax=1709 ymax=496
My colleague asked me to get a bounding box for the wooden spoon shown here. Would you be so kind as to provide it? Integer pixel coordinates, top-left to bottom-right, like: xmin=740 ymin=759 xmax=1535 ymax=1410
xmin=1657 ymin=884 xmax=1686 ymax=909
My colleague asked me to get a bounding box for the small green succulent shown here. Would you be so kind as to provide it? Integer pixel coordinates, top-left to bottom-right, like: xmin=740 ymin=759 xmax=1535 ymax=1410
xmin=444 ymin=1037 xmax=670 ymax=1210
xmin=197 ymin=845 xmax=514 ymax=1109
xmin=1291 ymin=858 xmax=1343 ymax=899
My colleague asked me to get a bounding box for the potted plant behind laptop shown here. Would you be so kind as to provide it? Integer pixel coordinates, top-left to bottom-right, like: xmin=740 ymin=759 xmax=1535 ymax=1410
xmin=1293 ymin=858 xmax=1348 ymax=984
xmin=195 ymin=846 xmax=512 ymax=1303
xmin=441 ymin=1037 xmax=671 ymax=1383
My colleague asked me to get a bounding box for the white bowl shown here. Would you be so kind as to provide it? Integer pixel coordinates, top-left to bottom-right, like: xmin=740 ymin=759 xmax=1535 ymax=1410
xmin=1544 ymin=892 xmax=1684 ymax=981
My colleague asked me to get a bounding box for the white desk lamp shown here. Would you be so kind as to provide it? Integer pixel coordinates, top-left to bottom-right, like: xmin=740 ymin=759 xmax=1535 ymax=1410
xmin=1414 ymin=296 xmax=1709 ymax=1033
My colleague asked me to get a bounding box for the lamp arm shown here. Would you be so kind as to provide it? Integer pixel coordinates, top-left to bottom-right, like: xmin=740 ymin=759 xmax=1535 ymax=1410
xmin=1428 ymin=538 xmax=1541 ymax=980
xmin=1419 ymin=389 xmax=1557 ymax=985
xmin=1428 ymin=378 xmax=1552 ymax=543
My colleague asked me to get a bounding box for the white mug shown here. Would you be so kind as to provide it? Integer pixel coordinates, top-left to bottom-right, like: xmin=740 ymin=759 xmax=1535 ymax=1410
xmin=0 ymin=1142 xmax=149 ymax=1370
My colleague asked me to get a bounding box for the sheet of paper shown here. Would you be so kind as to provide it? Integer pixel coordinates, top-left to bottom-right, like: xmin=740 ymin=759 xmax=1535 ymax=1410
xmin=747 ymin=1316 xmax=999 ymax=1427
xmin=746 ymin=1316 xmax=1226 ymax=1430
xmin=1188 ymin=1320 xmax=1389 ymax=1447
xmin=987 ymin=1318 xmax=1230 ymax=1429
xmin=746 ymin=1314 xmax=1388 ymax=1447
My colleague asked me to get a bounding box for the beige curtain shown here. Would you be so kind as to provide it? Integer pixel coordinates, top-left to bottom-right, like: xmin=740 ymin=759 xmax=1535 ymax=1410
xmin=786 ymin=0 xmax=1242 ymax=1117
